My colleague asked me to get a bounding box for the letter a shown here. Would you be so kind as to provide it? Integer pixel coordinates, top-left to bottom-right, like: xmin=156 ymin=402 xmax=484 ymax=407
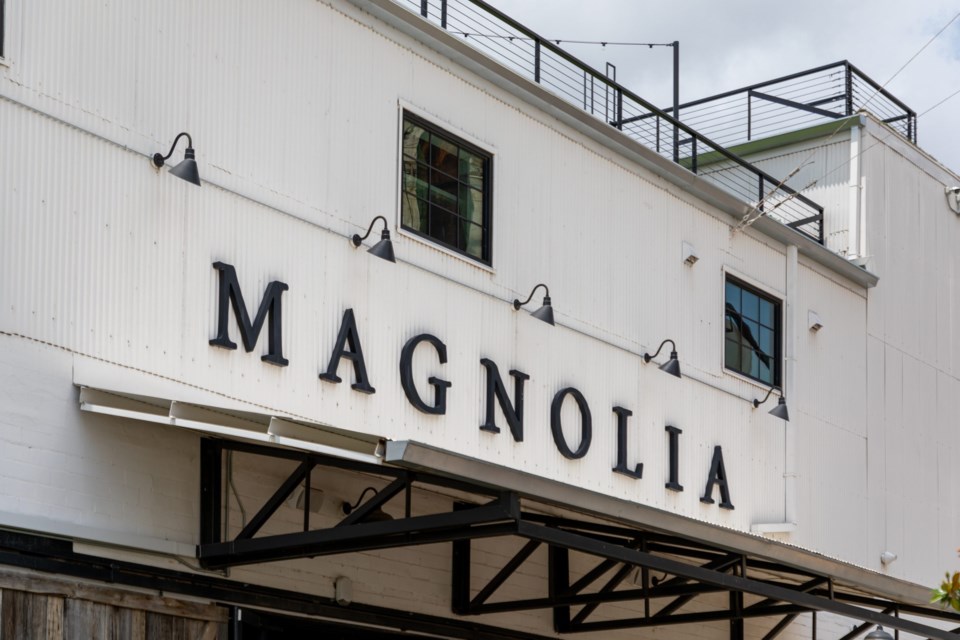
xmin=319 ymin=309 xmax=375 ymax=394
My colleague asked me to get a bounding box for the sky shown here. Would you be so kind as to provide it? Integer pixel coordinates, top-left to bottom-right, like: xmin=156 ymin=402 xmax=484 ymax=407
xmin=483 ymin=0 xmax=960 ymax=175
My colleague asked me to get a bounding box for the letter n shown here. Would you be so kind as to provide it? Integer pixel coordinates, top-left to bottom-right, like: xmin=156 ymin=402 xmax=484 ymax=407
xmin=479 ymin=358 xmax=529 ymax=442
xmin=209 ymin=262 xmax=288 ymax=366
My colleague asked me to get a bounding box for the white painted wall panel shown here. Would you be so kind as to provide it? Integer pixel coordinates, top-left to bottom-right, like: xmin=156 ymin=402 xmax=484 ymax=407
xmin=9 ymin=0 xmax=957 ymax=605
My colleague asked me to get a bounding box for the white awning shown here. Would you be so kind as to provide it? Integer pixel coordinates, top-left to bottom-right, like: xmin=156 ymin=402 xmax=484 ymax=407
xmin=78 ymin=386 xmax=382 ymax=465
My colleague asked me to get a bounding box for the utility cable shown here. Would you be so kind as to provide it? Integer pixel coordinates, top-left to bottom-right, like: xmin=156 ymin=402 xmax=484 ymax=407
xmin=734 ymin=10 xmax=960 ymax=234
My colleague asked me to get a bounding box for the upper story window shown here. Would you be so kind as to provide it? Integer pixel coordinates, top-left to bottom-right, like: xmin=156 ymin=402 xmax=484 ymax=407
xmin=724 ymin=276 xmax=781 ymax=386
xmin=401 ymin=112 xmax=491 ymax=264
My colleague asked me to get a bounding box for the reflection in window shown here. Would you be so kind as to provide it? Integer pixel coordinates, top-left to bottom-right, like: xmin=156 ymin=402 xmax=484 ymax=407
xmin=724 ymin=277 xmax=780 ymax=385
xmin=401 ymin=113 xmax=491 ymax=263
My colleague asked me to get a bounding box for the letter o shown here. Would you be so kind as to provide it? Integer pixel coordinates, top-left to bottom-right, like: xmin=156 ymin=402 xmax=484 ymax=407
xmin=550 ymin=387 xmax=592 ymax=459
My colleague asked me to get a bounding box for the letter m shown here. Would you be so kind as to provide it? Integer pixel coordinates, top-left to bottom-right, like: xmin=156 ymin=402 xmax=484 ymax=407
xmin=209 ymin=262 xmax=289 ymax=366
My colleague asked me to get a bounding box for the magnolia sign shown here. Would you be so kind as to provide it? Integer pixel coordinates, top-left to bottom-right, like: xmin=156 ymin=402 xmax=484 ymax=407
xmin=208 ymin=262 xmax=735 ymax=509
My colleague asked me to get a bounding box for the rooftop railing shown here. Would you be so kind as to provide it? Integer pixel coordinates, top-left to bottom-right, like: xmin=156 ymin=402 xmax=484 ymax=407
xmin=393 ymin=0 xmax=826 ymax=244
xmin=641 ymin=61 xmax=917 ymax=150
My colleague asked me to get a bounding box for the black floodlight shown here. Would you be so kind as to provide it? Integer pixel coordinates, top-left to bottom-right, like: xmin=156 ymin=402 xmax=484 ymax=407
xmin=341 ymin=487 xmax=393 ymax=522
xmin=865 ymin=626 xmax=893 ymax=640
xmin=753 ymin=386 xmax=790 ymax=422
xmin=352 ymin=216 xmax=396 ymax=263
xmin=152 ymin=132 xmax=201 ymax=186
xmin=513 ymin=283 xmax=554 ymax=326
xmin=643 ymin=339 xmax=681 ymax=378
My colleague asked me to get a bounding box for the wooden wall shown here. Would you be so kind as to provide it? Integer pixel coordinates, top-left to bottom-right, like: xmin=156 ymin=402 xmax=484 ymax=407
xmin=0 ymin=570 xmax=227 ymax=640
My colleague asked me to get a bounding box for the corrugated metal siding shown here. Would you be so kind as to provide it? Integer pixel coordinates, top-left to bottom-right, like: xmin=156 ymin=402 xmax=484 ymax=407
xmin=737 ymin=135 xmax=854 ymax=255
xmin=859 ymin=123 xmax=960 ymax=585
xmin=0 ymin=0 xmax=886 ymax=573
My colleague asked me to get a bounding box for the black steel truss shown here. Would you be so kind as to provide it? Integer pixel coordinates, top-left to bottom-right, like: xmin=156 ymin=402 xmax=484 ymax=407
xmin=198 ymin=439 xmax=960 ymax=638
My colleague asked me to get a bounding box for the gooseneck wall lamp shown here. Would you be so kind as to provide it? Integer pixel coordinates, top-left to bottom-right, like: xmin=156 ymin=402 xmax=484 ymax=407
xmin=152 ymin=132 xmax=201 ymax=186
xmin=642 ymin=339 xmax=681 ymax=378
xmin=753 ymin=386 xmax=790 ymax=422
xmin=513 ymin=284 xmax=554 ymax=326
xmin=864 ymin=626 xmax=893 ymax=640
xmin=341 ymin=486 xmax=393 ymax=522
xmin=352 ymin=216 xmax=396 ymax=263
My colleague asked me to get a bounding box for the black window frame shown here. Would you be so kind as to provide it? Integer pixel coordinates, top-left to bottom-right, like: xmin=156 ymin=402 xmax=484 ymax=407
xmin=724 ymin=275 xmax=782 ymax=387
xmin=0 ymin=0 xmax=5 ymax=59
xmin=399 ymin=111 xmax=493 ymax=265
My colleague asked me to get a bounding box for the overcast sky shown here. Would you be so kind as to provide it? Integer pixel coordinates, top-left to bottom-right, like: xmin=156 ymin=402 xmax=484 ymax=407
xmin=484 ymin=0 xmax=960 ymax=175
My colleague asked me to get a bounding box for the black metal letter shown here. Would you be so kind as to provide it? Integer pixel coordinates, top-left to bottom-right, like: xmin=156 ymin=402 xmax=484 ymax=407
xmin=479 ymin=359 xmax=529 ymax=442
xmin=209 ymin=262 xmax=289 ymax=366
xmin=319 ymin=309 xmax=375 ymax=394
xmin=400 ymin=334 xmax=452 ymax=415
xmin=700 ymin=445 xmax=734 ymax=509
xmin=550 ymin=388 xmax=592 ymax=460
xmin=665 ymin=425 xmax=683 ymax=491
xmin=612 ymin=406 xmax=642 ymax=479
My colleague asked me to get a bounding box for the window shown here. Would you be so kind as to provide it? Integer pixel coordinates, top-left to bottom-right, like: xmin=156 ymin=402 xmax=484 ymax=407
xmin=724 ymin=277 xmax=780 ymax=386
xmin=400 ymin=112 xmax=491 ymax=264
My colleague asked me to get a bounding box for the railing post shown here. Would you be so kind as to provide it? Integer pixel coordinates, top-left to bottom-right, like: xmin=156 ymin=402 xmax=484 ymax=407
xmin=420 ymin=0 xmax=428 ymax=18
xmin=441 ymin=0 xmax=447 ymax=28
xmin=672 ymin=41 xmax=680 ymax=162
xmin=534 ymin=38 xmax=541 ymax=84
xmin=582 ymin=71 xmax=587 ymax=110
xmin=844 ymin=62 xmax=853 ymax=116
xmin=617 ymin=90 xmax=623 ymax=131
xmin=747 ymin=91 xmax=752 ymax=141
xmin=758 ymin=175 xmax=765 ymax=212
xmin=691 ymin=138 xmax=698 ymax=173
xmin=656 ymin=116 xmax=660 ymax=153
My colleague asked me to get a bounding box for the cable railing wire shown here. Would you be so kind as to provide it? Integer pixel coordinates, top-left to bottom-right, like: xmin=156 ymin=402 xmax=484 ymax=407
xmin=394 ymin=0 xmax=834 ymax=243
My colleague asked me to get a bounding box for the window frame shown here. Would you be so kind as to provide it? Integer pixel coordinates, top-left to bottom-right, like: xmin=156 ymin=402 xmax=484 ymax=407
xmin=723 ymin=274 xmax=782 ymax=387
xmin=398 ymin=110 xmax=493 ymax=266
xmin=0 ymin=0 xmax=6 ymax=61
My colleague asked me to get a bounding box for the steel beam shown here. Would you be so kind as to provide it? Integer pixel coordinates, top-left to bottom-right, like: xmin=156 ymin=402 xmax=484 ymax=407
xmin=199 ymin=494 xmax=521 ymax=568
xmin=517 ymin=522 xmax=959 ymax=639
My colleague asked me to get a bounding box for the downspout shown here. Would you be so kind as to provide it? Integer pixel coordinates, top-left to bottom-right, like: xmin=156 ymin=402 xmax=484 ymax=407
xmin=847 ymin=122 xmax=863 ymax=260
xmin=783 ymin=244 xmax=798 ymax=528
xmin=751 ymin=244 xmax=799 ymax=534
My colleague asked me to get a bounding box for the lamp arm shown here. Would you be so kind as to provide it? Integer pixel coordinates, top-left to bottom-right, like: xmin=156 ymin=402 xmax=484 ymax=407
xmin=352 ymin=216 xmax=388 ymax=246
xmin=343 ymin=486 xmax=379 ymax=514
xmin=513 ymin=283 xmax=550 ymax=310
xmin=753 ymin=385 xmax=782 ymax=408
xmin=643 ymin=338 xmax=676 ymax=363
xmin=152 ymin=132 xmax=193 ymax=167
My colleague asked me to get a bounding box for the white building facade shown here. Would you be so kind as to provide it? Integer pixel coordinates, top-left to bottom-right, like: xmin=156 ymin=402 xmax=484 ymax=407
xmin=1 ymin=0 xmax=959 ymax=637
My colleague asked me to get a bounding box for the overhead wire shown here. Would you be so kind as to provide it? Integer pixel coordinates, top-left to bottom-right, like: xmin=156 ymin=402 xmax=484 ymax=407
xmin=733 ymin=9 xmax=960 ymax=234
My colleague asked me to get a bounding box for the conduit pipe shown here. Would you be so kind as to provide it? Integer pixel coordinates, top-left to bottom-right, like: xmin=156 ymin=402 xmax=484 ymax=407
xmin=784 ymin=244 xmax=798 ymax=528
xmin=752 ymin=244 xmax=798 ymax=534
xmin=848 ymin=124 xmax=863 ymax=260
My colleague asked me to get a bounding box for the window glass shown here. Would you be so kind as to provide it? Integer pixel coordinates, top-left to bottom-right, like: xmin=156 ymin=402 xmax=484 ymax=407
xmin=400 ymin=113 xmax=491 ymax=263
xmin=724 ymin=277 xmax=780 ymax=386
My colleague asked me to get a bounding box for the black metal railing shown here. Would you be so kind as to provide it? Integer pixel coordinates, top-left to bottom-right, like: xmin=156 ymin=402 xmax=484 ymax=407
xmin=395 ymin=0 xmax=826 ymax=243
xmin=645 ymin=61 xmax=917 ymax=149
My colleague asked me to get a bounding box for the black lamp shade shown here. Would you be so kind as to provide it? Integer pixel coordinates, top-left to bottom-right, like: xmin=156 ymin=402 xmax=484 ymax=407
xmin=658 ymin=351 xmax=682 ymax=378
xmin=865 ymin=626 xmax=893 ymax=640
xmin=368 ymin=229 xmax=396 ymax=263
xmin=365 ymin=507 xmax=394 ymax=522
xmin=530 ymin=295 xmax=555 ymax=325
xmin=769 ymin=396 xmax=790 ymax=422
xmin=169 ymin=147 xmax=201 ymax=186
